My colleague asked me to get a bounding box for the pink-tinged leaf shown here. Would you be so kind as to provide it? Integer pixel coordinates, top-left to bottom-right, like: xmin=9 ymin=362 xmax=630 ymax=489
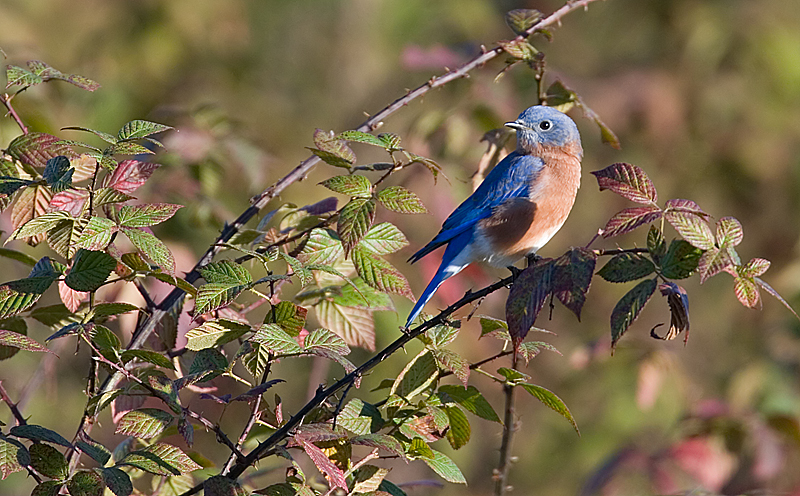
xmin=697 ymin=247 xmax=734 ymax=284
xmin=739 ymin=258 xmax=770 ymax=278
xmin=7 ymin=133 xmax=74 ymax=169
xmin=601 ymin=206 xmax=662 ymax=238
xmin=665 ymin=210 xmax=715 ymax=250
xmin=506 ymin=258 xmax=554 ymax=345
xmin=76 ymin=217 xmax=118 ymax=251
xmin=69 ymin=154 xmax=99 ymax=182
xmin=664 ymin=199 xmax=708 ymax=217
xmin=298 ymin=439 xmax=347 ymax=490
xmin=59 ymin=280 xmax=87 ymax=313
xmin=591 ymin=163 xmax=657 ymax=204
xmin=116 ymin=203 xmax=182 ymax=228
xmin=0 ymin=330 xmax=54 ymax=354
xmin=432 ymin=349 xmax=469 ymax=387
xmin=551 ymin=248 xmax=596 ymax=320
xmin=48 ymin=189 xmax=89 ymax=216
xmin=650 ymin=282 xmax=690 ymax=342
xmin=716 ymin=217 xmax=743 ymax=248
xmin=734 ymin=276 xmax=761 ymax=309
xmin=105 ymin=160 xmax=160 ymax=194
xmin=610 ymin=278 xmax=657 ymax=350
xmin=10 ymin=185 xmax=52 ymax=246
xmin=755 ymin=277 xmax=800 ymax=320
xmin=337 ymin=198 xmax=376 ymax=255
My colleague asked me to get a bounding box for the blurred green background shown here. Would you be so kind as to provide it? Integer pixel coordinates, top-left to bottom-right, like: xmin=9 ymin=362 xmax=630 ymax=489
xmin=3 ymin=0 xmax=800 ymax=494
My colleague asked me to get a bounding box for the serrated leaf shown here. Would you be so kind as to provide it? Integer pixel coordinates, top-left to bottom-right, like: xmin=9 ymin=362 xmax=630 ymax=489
xmin=117 ymin=443 xmax=200 ymax=475
xmin=117 ymin=120 xmax=172 ymax=141
xmin=734 ymin=276 xmax=761 ymax=309
xmin=337 ymin=198 xmax=376 ymax=254
xmin=602 ymin=206 xmax=662 ymax=238
xmin=0 ymin=330 xmax=54 ymax=354
xmin=75 ymin=217 xmax=118 ymax=251
xmin=431 ymin=349 xmax=469 ymax=387
xmin=697 ymin=247 xmax=734 ymax=284
xmin=391 ymin=350 xmax=438 ymax=400
xmin=716 ymin=216 xmax=743 ymax=248
xmin=67 ymin=469 xmax=105 ymax=496
xmin=377 ymin=186 xmax=427 ymax=214
xmin=358 ymin=222 xmax=409 ymax=255
xmin=591 ymin=163 xmax=657 ymax=203
xmin=29 ymin=442 xmax=69 ymax=480
xmin=11 ymin=185 xmax=52 ymax=246
xmin=199 ymin=260 xmax=252 ymax=285
xmin=320 ymin=175 xmax=372 ymax=198
xmin=336 ymin=130 xmax=386 ymax=147
xmin=100 ymin=467 xmax=132 ymax=496
xmin=122 ymin=227 xmax=176 ymax=274
xmin=506 ymin=258 xmax=554 ymax=344
xmin=552 ymin=248 xmax=596 ymax=319
xmin=423 ymin=323 xmax=459 ymax=348
xmin=76 ymin=439 xmax=112 ymax=466
xmin=740 ymin=258 xmax=770 ymax=278
xmin=193 ymin=282 xmax=249 ymax=317
xmin=42 ymin=156 xmax=73 ymax=192
xmin=116 ymin=203 xmax=182 ymax=228
xmin=422 ymin=450 xmax=466 ymax=484
xmin=32 ymin=481 xmax=63 ymax=496
xmin=0 ymin=435 xmax=28 ymax=479
xmin=92 ymin=188 xmax=134 ymax=208
xmin=8 ymin=211 xmax=72 ymax=242
xmin=120 ymin=350 xmax=174 ymax=370
xmin=48 ymin=216 xmax=87 ymax=260
xmin=444 ymin=406 xmax=470 ymax=450
xmin=185 ymin=319 xmax=251 ymax=351
xmin=315 ymin=299 xmax=375 ymax=351
xmin=331 ymin=277 xmax=394 ymax=310
xmin=660 ymin=239 xmax=703 ymax=279
xmin=297 ymin=228 xmax=343 ymax=265
xmin=115 ymin=409 xmax=174 ymax=439
xmin=105 ymin=160 xmax=160 ymax=194
xmin=498 ymin=39 xmax=537 ymax=60
xmin=250 ymin=323 xmax=303 ymax=354
xmin=64 ymin=249 xmax=116 ymax=292
xmin=665 ymin=210 xmax=715 ymax=250
xmin=647 ymin=225 xmax=667 ymax=262
xmin=337 ymin=400 xmax=384 ymax=435
xmin=598 ymin=253 xmax=655 ymax=283
xmin=298 ymin=438 xmax=347 ymax=490
xmin=7 ymin=132 xmax=74 ymax=168
xmin=304 ymin=328 xmax=350 ymax=355
xmin=351 ymin=247 xmax=414 ymax=299
xmin=10 ymin=424 xmax=72 ymax=447
xmin=48 ymin=189 xmax=89 ymax=217
xmin=505 ymin=8 xmax=543 ymax=35
xmin=352 ymin=465 xmax=390 ymax=494
xmin=520 ymin=383 xmax=579 ymax=433
xmin=110 ymin=141 xmax=153 ymax=156
xmin=610 ymin=278 xmax=658 ymax=349
xmin=308 ymin=148 xmax=353 ymax=168
xmin=6 ymin=64 xmax=42 ymax=88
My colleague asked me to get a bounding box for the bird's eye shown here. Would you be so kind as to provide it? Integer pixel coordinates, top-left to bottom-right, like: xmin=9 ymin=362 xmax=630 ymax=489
xmin=539 ymin=120 xmax=552 ymax=131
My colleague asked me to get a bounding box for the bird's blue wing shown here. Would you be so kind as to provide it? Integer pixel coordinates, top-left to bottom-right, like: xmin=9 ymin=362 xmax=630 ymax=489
xmin=408 ymin=151 xmax=544 ymax=263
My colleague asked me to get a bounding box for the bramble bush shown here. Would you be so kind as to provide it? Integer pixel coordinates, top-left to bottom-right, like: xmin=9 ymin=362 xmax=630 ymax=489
xmin=0 ymin=3 xmax=797 ymax=496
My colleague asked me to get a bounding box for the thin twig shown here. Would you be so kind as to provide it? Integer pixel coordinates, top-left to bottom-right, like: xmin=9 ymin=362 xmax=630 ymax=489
xmin=592 ymin=247 xmax=648 ymax=256
xmin=1 ymin=93 xmax=28 ymax=134
xmin=493 ymin=354 xmax=519 ymax=496
xmin=0 ymin=381 xmax=26 ymax=426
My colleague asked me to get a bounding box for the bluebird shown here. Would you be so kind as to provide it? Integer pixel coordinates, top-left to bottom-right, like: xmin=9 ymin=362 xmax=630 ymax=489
xmin=405 ymin=105 xmax=583 ymax=327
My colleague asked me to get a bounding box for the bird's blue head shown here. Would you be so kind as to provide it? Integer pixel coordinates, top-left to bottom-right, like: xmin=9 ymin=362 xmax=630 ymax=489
xmin=505 ymin=105 xmax=582 ymax=156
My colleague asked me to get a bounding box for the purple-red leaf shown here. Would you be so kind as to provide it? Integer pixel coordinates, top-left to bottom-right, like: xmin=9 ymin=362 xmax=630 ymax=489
xmin=716 ymin=216 xmax=743 ymax=248
xmin=506 ymin=258 xmax=554 ymax=345
xmin=739 ymin=258 xmax=770 ymax=278
xmin=610 ymin=278 xmax=657 ymax=350
xmin=591 ymin=163 xmax=657 ymax=204
xmin=7 ymin=133 xmax=74 ymax=169
xmin=697 ymin=247 xmax=734 ymax=284
xmin=601 ymin=206 xmax=662 ymax=238
xmin=664 ymin=199 xmax=708 ymax=217
xmin=105 ymin=160 xmax=160 ymax=194
xmin=733 ymin=276 xmax=761 ymax=309
xmin=665 ymin=210 xmax=715 ymax=250
xmin=551 ymin=248 xmax=596 ymax=320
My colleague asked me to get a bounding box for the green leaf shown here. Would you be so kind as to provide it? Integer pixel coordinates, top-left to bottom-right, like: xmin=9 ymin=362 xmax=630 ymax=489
xmin=598 ymin=253 xmax=655 ymax=283
xmin=520 ymin=383 xmax=579 ymax=433
xmin=6 ymin=64 xmax=42 ymax=88
xmin=199 ymin=260 xmax=252 ymax=285
xmin=64 ymin=249 xmax=116 ymax=292
xmin=67 ymin=470 xmax=105 ymax=496
xmin=351 ymin=465 xmax=390 ymax=494
xmin=297 ymin=228 xmax=343 ymax=265
xmin=193 ymin=283 xmax=248 ymax=317
xmin=315 ymin=299 xmax=375 ymax=351
xmin=479 ymin=316 xmax=509 ymax=338
xmin=437 ymin=388 xmax=500 ymax=424
xmin=660 ymin=239 xmax=703 ymax=279
xmin=610 ymin=278 xmax=658 ymax=349
xmin=0 ymin=317 xmax=26 ymax=360
xmin=647 ymin=225 xmax=666 ymax=262
xmin=391 ymin=350 xmax=438 ymax=400
xmin=308 ymin=148 xmax=353 ymax=168
xmin=75 ymin=217 xmax=118 ymax=251
xmin=591 ymin=163 xmax=657 ymax=204
xmin=122 ymin=228 xmax=176 ymax=274
xmin=264 ymin=301 xmax=308 ymax=336
xmin=601 ymin=206 xmax=662 ymax=238
xmin=109 ymin=141 xmax=154 ymax=156
xmin=330 ymin=277 xmax=394 ymax=310
xmin=7 ymin=132 xmax=74 ymax=169
xmin=377 ymin=133 xmax=402 ymax=151
xmin=505 ymin=8 xmax=543 ymax=35
xmin=0 ymin=262 xmax=60 ymax=319
xmin=115 ymin=409 xmax=174 ymax=440
xmin=93 ymin=188 xmax=134 ymax=208
xmin=120 ymin=350 xmax=174 ymax=370
xmin=336 ymin=130 xmax=386 ymax=147
xmin=337 ymin=400 xmax=384 ymax=435
xmin=0 ymin=248 xmax=38 ymax=267
xmin=422 ymin=450 xmax=466 ymax=484
xmin=444 ymin=406 xmax=470 ymax=450
xmin=351 ymin=247 xmax=414 ymax=299
xmin=406 ymin=438 xmax=434 ymax=459
xmin=47 ymin=216 xmax=87 ymax=259
xmin=99 ymin=467 xmax=132 ymax=496
xmin=61 ymin=126 xmax=117 ymax=144
xmin=185 ymin=319 xmax=251 ymax=351
xmin=8 ymin=211 xmax=72 ymax=242
xmin=42 ymin=156 xmax=73 ymax=193
xmin=117 ymin=120 xmax=172 ymax=141
xmin=0 ymin=435 xmax=29 ymax=479
xmin=431 ymin=349 xmax=469 ymax=387
xmin=337 ymin=198 xmax=376 ymax=254
xmin=32 ymin=481 xmax=63 ymax=496
xmin=740 ymin=258 xmax=770 ymax=278
xmin=313 ymin=128 xmax=356 ymax=162
xmin=0 ymin=330 xmax=54 ymax=355
xmin=29 ymin=442 xmax=69 ymax=480
xmin=116 ymin=203 xmax=182 ymax=228
xmin=10 ymin=424 xmax=72 ymax=447
xmin=733 ymin=275 xmax=761 ymax=309
xmin=76 ymin=439 xmax=111 ymax=466
xmin=304 ymin=328 xmax=350 ymax=355
xmin=665 ymin=210 xmax=715 ymax=250
xmin=250 ymin=323 xmax=303 ymax=354
xmin=0 ymin=176 xmax=34 ymax=196
xmin=423 ymin=323 xmax=459 ymax=348
xmin=320 ymin=175 xmax=372 ymax=198
xmin=118 ymin=443 xmax=200 ymax=476
xmin=358 ymin=222 xmax=409 ymax=255
xmin=377 ymin=186 xmax=428 ymax=214
xmin=716 ymin=216 xmax=743 ymax=248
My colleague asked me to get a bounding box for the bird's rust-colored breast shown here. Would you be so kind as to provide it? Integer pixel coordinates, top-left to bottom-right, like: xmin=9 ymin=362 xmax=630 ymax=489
xmin=479 ymin=141 xmax=582 ymax=261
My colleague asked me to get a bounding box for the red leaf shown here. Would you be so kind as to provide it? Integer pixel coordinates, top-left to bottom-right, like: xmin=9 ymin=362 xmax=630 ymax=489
xmin=591 ymin=163 xmax=657 ymax=204
xmin=7 ymin=133 xmax=74 ymax=168
xmin=48 ymin=189 xmax=89 ymax=216
xmin=551 ymin=248 xmax=596 ymax=320
xmin=298 ymin=439 xmax=347 ymax=490
xmin=665 ymin=210 xmax=715 ymax=250
xmin=715 ymin=216 xmax=743 ymax=248
xmin=733 ymin=276 xmax=761 ymax=309
xmin=506 ymin=258 xmax=554 ymax=345
xmin=664 ymin=199 xmax=708 ymax=217
xmin=58 ymin=280 xmax=87 ymax=313
xmin=602 ymin=206 xmax=662 ymax=238
xmin=105 ymin=160 xmax=160 ymax=194
xmin=697 ymin=247 xmax=734 ymax=284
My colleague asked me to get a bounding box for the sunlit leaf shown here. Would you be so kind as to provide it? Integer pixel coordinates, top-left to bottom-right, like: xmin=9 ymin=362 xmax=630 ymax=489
xmin=591 ymin=163 xmax=657 ymax=204
xmin=64 ymin=249 xmax=116 ymax=292
xmin=116 ymin=203 xmax=182 ymax=228
xmin=601 ymin=206 xmax=662 ymax=238
xmin=115 ymin=409 xmax=174 ymax=440
xmin=377 ymin=186 xmax=427 ymax=214
xmin=337 ymin=198 xmax=376 ymax=254
xmin=659 ymin=239 xmax=703 ymax=280
xmin=320 ymin=175 xmax=371 ymax=198
xmin=117 ymin=120 xmax=172 ymax=141
xmin=520 ymin=383 xmax=579 ymax=433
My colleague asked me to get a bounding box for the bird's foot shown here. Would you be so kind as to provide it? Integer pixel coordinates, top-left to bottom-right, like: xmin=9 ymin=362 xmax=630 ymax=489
xmin=507 ymin=265 xmax=523 ymax=278
xmin=526 ymin=253 xmax=542 ymax=267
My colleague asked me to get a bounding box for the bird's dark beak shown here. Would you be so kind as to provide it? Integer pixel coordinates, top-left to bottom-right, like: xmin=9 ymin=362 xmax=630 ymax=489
xmin=505 ymin=121 xmax=525 ymax=130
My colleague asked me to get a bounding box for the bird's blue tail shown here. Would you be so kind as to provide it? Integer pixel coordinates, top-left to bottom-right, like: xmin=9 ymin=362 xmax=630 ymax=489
xmin=405 ymin=231 xmax=473 ymax=328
